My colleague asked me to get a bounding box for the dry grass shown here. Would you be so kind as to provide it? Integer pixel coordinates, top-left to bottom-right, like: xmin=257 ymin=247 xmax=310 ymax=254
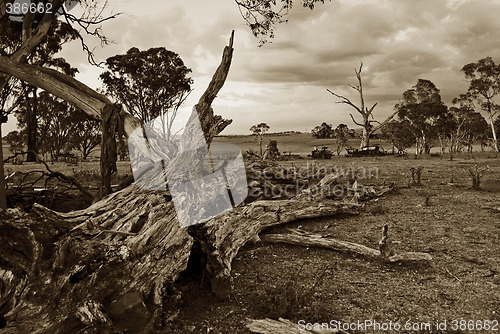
xmin=170 ymin=154 xmax=500 ymax=333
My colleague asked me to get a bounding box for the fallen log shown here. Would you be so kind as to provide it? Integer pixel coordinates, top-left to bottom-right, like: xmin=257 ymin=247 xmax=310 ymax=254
xmin=190 ymin=200 xmax=360 ymax=298
xmin=260 ymin=229 xmax=432 ymax=264
xmin=0 ymin=186 xmax=361 ymax=332
xmin=0 ymin=31 xmax=236 ymax=333
xmin=246 ymin=317 xmax=344 ymax=334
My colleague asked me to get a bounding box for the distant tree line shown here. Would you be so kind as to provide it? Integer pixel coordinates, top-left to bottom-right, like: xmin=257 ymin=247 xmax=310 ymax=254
xmin=326 ymin=57 xmax=500 ymax=156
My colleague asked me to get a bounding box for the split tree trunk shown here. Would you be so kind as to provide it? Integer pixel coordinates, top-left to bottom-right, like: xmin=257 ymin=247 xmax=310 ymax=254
xmin=0 ymin=30 xmax=235 ymax=332
xmin=0 ymin=31 xmax=395 ymax=333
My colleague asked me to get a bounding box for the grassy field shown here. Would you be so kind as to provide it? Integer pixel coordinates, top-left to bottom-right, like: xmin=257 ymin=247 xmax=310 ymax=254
xmin=2 ymin=136 xmax=500 ymax=333
xmin=214 ymin=133 xmax=491 ymax=156
xmin=214 ymin=133 xmax=371 ymax=155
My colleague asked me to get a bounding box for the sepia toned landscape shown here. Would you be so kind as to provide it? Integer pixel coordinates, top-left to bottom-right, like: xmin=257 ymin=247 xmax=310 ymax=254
xmin=1 ymin=0 xmax=499 ymax=333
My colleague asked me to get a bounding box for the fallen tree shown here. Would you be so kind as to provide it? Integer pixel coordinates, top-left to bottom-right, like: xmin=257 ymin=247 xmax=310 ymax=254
xmin=0 ymin=32 xmax=366 ymax=332
xmin=0 ymin=183 xmax=363 ymax=332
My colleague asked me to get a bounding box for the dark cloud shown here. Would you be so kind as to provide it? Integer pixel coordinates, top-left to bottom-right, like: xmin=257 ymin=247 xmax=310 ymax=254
xmin=45 ymin=0 xmax=500 ymax=136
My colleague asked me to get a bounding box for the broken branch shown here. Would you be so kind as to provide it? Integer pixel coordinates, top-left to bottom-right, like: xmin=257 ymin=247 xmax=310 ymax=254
xmin=260 ymin=229 xmax=432 ymax=264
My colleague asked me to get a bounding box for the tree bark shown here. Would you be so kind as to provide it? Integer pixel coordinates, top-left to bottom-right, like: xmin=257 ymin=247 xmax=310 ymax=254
xmin=0 ymin=121 xmax=7 ymax=209
xmin=99 ymin=104 xmax=120 ymax=198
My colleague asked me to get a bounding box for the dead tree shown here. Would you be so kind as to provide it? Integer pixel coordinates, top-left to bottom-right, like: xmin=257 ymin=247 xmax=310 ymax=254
xmin=0 ymin=32 xmax=369 ymax=333
xmin=327 ymin=63 xmax=397 ymax=148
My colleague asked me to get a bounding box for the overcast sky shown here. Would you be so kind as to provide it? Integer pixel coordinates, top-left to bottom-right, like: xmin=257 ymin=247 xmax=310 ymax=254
xmin=5 ymin=0 xmax=500 ymax=134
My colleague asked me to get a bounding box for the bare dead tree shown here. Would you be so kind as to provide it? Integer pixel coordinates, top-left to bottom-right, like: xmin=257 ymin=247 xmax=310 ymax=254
xmin=327 ymin=62 xmax=397 ymax=148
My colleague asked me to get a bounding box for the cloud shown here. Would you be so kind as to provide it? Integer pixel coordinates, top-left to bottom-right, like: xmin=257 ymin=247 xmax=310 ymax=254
xmin=47 ymin=0 xmax=500 ymax=136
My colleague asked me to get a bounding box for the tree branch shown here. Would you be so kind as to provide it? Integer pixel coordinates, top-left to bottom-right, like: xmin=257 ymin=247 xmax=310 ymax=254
xmin=326 ymin=88 xmax=362 ymax=114
xmin=0 ymin=55 xmax=107 ymax=118
xmin=0 ymin=0 xmax=66 ymax=92
xmin=371 ymin=110 xmax=398 ymax=133
xmin=366 ymin=102 xmax=377 ymax=116
xmin=349 ymin=113 xmax=363 ymax=127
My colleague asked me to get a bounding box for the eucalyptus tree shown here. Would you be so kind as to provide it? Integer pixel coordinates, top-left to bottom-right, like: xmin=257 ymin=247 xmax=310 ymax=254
xmin=461 ymin=57 xmax=500 ymax=152
xmin=395 ymin=79 xmax=448 ymax=155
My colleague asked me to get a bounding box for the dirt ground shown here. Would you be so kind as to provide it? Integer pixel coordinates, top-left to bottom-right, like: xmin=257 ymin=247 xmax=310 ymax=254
xmin=3 ymin=152 xmax=500 ymax=333
xmin=166 ymin=154 xmax=500 ymax=333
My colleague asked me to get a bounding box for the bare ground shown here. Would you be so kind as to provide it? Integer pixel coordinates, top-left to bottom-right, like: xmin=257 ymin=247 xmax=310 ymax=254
xmin=166 ymin=155 xmax=500 ymax=333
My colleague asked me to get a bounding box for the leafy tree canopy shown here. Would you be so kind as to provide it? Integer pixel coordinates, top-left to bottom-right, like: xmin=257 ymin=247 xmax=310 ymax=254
xmin=396 ymin=79 xmax=448 ymax=136
xmin=236 ymin=0 xmax=328 ymax=45
xmin=381 ymin=119 xmax=416 ymax=151
xmin=461 ymin=57 xmax=500 ymax=151
xmin=311 ymin=122 xmax=333 ymax=138
xmin=100 ymin=47 xmax=192 ymax=123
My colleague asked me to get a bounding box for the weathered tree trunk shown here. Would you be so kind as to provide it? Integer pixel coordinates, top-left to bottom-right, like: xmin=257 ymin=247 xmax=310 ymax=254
xmin=360 ymin=118 xmax=370 ymax=148
xmin=0 ymin=120 xmax=7 ymax=209
xmin=25 ymin=88 xmax=38 ymax=162
xmin=488 ymin=111 xmax=499 ymax=152
xmin=99 ymin=104 xmax=121 ymax=198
